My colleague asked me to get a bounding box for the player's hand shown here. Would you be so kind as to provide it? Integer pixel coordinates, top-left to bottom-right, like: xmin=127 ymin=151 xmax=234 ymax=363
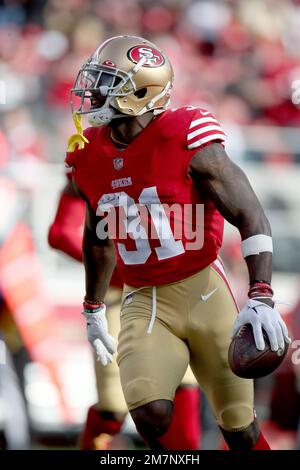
xmin=82 ymin=303 xmax=116 ymax=365
xmin=232 ymin=299 xmax=291 ymax=352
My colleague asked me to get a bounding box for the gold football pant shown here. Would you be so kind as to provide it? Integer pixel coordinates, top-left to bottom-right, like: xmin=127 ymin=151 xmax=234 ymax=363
xmin=117 ymin=260 xmax=254 ymax=431
xmin=94 ymin=288 xmax=197 ymax=414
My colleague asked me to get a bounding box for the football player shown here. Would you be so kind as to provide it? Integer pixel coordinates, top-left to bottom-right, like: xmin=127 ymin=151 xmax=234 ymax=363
xmin=48 ymin=179 xmax=201 ymax=449
xmin=65 ymin=35 xmax=291 ymax=450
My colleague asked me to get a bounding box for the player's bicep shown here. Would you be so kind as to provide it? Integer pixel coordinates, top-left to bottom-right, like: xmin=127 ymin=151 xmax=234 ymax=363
xmin=189 ymin=143 xmax=264 ymax=225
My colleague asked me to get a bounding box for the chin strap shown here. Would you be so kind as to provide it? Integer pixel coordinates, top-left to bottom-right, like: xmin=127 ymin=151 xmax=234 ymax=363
xmin=67 ymin=112 xmax=89 ymax=152
xmin=136 ymin=81 xmax=172 ymax=116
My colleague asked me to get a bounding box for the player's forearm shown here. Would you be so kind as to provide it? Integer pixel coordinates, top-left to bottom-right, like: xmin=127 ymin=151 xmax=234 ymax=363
xmin=236 ymin=210 xmax=272 ymax=285
xmin=244 ymin=252 xmax=272 ymax=285
xmin=216 ymin=194 xmax=273 ymax=286
xmin=83 ymin=227 xmax=116 ymax=303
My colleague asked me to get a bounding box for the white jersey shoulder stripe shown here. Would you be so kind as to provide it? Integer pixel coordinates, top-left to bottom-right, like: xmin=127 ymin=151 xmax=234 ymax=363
xmin=187 ymin=133 xmax=226 ymax=149
xmin=189 ymin=116 xmax=219 ymax=128
xmin=188 ymin=124 xmax=224 ymax=141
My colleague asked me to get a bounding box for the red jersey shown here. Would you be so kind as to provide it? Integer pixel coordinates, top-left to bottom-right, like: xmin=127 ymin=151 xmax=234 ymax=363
xmin=66 ymin=106 xmax=225 ymax=287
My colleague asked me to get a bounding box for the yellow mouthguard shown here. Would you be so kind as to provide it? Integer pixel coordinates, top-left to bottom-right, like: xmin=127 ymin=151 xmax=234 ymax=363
xmin=67 ymin=112 xmax=89 ymax=152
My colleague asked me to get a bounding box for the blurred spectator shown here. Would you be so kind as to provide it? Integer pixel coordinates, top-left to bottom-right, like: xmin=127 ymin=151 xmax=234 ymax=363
xmin=0 ymin=0 xmax=300 ymax=164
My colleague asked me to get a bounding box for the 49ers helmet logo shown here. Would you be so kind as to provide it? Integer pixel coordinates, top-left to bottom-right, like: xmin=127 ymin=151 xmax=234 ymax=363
xmin=127 ymin=45 xmax=165 ymax=68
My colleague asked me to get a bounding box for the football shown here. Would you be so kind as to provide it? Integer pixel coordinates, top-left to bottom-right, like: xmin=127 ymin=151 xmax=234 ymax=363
xmin=228 ymin=324 xmax=289 ymax=379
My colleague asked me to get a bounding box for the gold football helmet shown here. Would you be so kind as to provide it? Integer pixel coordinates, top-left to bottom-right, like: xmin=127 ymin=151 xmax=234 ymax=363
xmin=70 ymin=35 xmax=174 ymax=127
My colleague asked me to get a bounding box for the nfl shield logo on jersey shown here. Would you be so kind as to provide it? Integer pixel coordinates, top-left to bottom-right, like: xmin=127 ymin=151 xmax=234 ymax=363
xmin=113 ymin=158 xmax=123 ymax=170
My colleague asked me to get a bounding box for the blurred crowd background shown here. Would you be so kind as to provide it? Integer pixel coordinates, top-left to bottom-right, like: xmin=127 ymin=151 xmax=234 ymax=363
xmin=1 ymin=0 xmax=300 ymax=450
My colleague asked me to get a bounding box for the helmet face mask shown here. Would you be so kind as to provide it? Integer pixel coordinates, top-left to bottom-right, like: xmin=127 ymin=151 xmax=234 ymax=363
xmin=70 ymin=62 xmax=137 ymax=126
xmin=70 ymin=35 xmax=174 ymax=127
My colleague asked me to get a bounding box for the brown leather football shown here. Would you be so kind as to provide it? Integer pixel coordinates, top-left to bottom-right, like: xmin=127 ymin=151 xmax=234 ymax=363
xmin=228 ymin=324 xmax=289 ymax=379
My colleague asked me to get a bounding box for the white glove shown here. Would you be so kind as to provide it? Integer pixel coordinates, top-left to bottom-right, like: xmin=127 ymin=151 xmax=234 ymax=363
xmin=83 ymin=304 xmax=116 ymax=366
xmin=232 ymin=299 xmax=291 ymax=352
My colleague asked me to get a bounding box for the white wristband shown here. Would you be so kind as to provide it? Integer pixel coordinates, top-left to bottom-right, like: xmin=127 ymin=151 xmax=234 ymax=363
xmin=241 ymin=234 xmax=273 ymax=258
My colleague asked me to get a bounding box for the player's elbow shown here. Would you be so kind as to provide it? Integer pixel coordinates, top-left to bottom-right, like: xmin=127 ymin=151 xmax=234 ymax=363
xmin=259 ymin=212 xmax=271 ymax=236
xmin=250 ymin=209 xmax=271 ymax=236
xmin=83 ymin=231 xmax=115 ymax=266
xmin=238 ymin=209 xmax=271 ymax=239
